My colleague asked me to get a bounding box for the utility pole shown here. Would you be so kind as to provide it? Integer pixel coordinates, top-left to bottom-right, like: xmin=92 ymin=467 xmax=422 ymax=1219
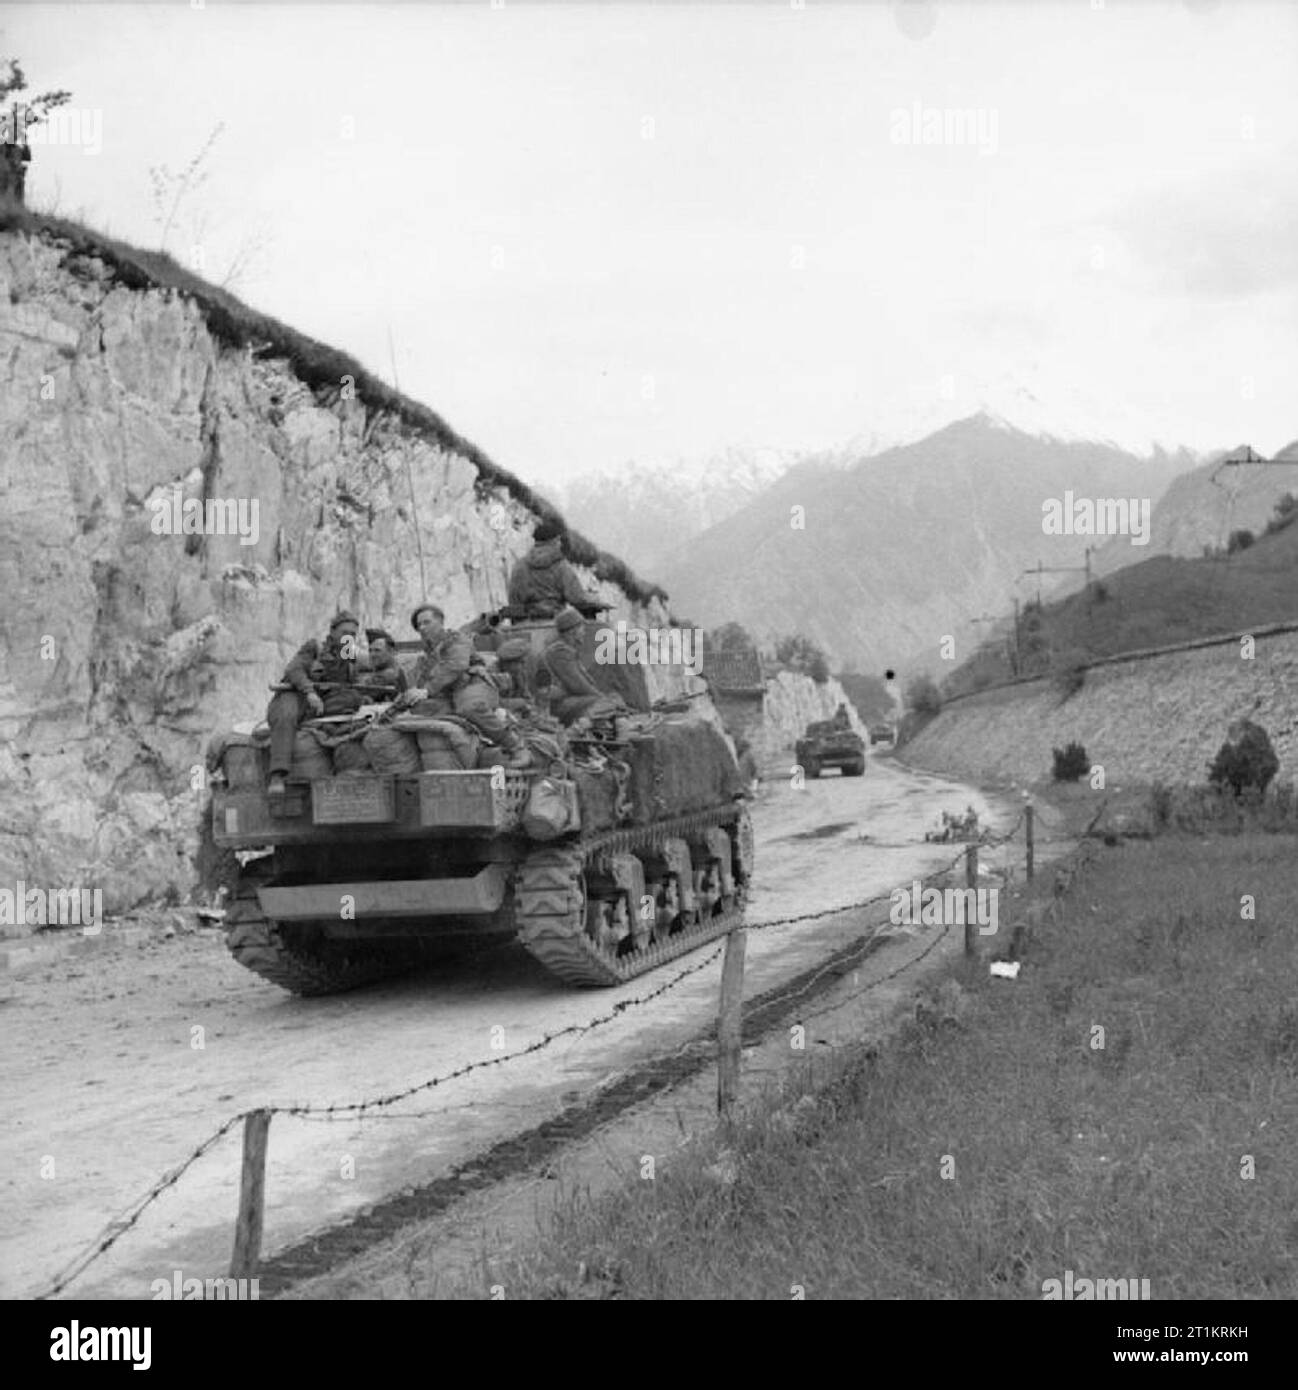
xmin=970 ymin=609 xmax=1020 ymax=680
xmin=1210 ymin=444 xmax=1298 ymax=478
xmin=1016 ymin=548 xmax=1095 ymax=676
xmin=1209 ymin=445 xmax=1298 ymax=556
xmin=1021 ymin=547 xmax=1095 ymax=609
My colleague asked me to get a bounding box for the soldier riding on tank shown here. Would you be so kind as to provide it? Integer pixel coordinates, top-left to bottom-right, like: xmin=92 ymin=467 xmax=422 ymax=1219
xmin=507 ymin=520 xmax=603 ymax=619
xmin=541 ymin=606 xmax=627 ymax=727
xmin=265 ymin=610 xmax=371 ymax=798
xmin=361 ymin=627 xmax=407 ymax=698
xmin=399 ymin=602 xmax=530 ymax=768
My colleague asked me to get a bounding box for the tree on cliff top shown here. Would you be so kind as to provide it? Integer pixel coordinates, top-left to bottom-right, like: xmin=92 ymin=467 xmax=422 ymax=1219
xmin=773 ymin=633 xmax=831 ymax=685
xmin=708 ymin=621 xmax=760 ymax=655
xmin=0 ymin=56 xmax=72 ymax=135
xmin=0 ymin=57 xmax=72 ymax=202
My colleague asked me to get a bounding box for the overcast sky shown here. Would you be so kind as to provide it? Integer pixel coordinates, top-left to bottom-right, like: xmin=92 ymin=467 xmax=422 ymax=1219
xmin=7 ymin=1 xmax=1297 ymax=486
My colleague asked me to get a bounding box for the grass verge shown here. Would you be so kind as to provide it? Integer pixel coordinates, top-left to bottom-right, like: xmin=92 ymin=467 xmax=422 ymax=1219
xmin=442 ymin=827 xmax=1298 ymax=1299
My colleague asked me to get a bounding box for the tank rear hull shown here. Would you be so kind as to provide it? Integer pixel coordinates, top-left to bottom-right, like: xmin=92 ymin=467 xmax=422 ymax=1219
xmin=206 ymin=708 xmax=750 ymax=992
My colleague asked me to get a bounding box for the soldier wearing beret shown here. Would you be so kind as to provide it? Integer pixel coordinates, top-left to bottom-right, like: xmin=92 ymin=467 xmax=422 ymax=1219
xmin=400 ymin=604 xmax=473 ymax=713
xmin=400 ymin=603 xmax=529 ymax=768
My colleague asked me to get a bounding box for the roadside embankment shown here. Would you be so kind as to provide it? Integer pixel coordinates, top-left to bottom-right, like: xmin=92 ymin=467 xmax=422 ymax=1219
xmin=903 ymin=626 xmax=1298 ymax=789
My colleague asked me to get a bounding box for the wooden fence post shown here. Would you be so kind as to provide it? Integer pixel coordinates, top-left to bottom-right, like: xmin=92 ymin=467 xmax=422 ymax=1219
xmin=1026 ymin=801 xmax=1035 ymax=882
xmin=230 ymin=1108 xmax=272 ymax=1279
xmin=717 ymin=929 xmax=747 ymax=1120
xmin=964 ymin=844 xmax=979 ymax=957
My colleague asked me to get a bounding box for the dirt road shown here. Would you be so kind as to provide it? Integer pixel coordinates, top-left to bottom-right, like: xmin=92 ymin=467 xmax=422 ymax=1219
xmin=1 ymin=757 xmax=1014 ymax=1299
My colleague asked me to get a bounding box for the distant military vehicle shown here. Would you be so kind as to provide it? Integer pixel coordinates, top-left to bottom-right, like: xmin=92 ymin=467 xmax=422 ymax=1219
xmin=869 ymin=724 xmax=896 ymax=747
xmin=205 ymin=618 xmax=752 ymax=993
xmin=795 ymin=717 xmax=866 ymax=778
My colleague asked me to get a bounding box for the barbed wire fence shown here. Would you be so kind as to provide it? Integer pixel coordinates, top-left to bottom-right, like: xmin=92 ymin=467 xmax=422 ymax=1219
xmin=34 ymin=796 xmax=1107 ymax=1301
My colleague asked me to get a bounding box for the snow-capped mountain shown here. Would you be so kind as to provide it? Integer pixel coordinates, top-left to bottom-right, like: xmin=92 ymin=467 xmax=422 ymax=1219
xmin=841 ymin=377 xmax=1198 ymax=462
xmin=655 ymin=412 xmax=1202 ymax=675
xmin=554 ymin=387 xmax=1211 ymax=666
xmin=555 ymin=445 xmax=799 ymax=578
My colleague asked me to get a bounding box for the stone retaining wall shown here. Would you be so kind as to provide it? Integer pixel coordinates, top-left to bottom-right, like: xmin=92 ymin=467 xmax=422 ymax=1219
xmin=904 ymin=628 xmax=1298 ymax=788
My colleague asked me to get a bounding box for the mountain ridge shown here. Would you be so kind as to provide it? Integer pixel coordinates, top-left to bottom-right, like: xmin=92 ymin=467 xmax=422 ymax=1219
xmin=654 ymin=414 xmax=1200 ymax=675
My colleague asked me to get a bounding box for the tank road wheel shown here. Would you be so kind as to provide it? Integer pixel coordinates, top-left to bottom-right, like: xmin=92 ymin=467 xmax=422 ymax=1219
xmin=612 ymin=895 xmax=642 ymax=957
xmin=627 ymin=888 xmax=654 ymax=955
xmin=644 ymin=837 xmax=696 ymax=940
xmin=584 ymin=899 xmax=614 ymax=954
xmin=692 ymin=826 xmax=736 ymax=917
xmin=586 ymin=893 xmax=633 ymax=956
xmin=693 ymin=864 xmax=721 ymax=919
xmin=651 ymin=875 xmax=681 ymax=944
xmin=843 ymin=757 xmax=866 ymax=777
xmin=804 ymin=757 xmax=821 ymax=780
xmin=514 ymin=816 xmax=749 ymax=987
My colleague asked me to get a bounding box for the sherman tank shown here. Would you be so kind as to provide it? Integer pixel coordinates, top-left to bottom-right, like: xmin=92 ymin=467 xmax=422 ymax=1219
xmin=204 ymin=617 xmax=753 ymax=992
xmin=795 ymin=716 xmax=866 ymax=779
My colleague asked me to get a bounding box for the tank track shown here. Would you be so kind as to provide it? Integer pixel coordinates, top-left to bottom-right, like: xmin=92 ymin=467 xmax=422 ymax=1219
xmin=514 ymin=804 xmax=752 ymax=987
xmin=224 ymin=874 xmax=413 ymax=997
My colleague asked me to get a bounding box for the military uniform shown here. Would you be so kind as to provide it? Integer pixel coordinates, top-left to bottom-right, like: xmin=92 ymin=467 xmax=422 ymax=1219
xmin=409 ymin=629 xmax=474 ymax=714
xmin=369 ymin=657 xmax=408 ymax=697
xmin=410 ymin=628 xmax=528 ymax=764
xmin=507 ymin=536 xmax=597 ymax=618
xmin=541 ymin=609 xmax=623 ymax=725
xmin=493 ymin=637 xmax=535 ymax=716
xmin=266 ymin=614 xmax=370 ymax=780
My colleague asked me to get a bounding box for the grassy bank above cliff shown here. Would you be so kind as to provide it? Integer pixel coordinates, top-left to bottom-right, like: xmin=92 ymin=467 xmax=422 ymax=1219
xmin=945 ymin=509 xmax=1298 ymax=701
xmin=0 ymin=202 xmax=665 ymax=606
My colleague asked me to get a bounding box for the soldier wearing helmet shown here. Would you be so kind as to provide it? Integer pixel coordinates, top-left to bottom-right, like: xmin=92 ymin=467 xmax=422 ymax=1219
xmin=542 ymin=607 xmax=626 ymax=726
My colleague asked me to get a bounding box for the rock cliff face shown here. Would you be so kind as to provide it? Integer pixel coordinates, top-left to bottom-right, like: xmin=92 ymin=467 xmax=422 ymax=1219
xmin=0 ymin=229 xmax=697 ymax=915
xmin=903 ymin=628 xmax=1298 ymax=789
